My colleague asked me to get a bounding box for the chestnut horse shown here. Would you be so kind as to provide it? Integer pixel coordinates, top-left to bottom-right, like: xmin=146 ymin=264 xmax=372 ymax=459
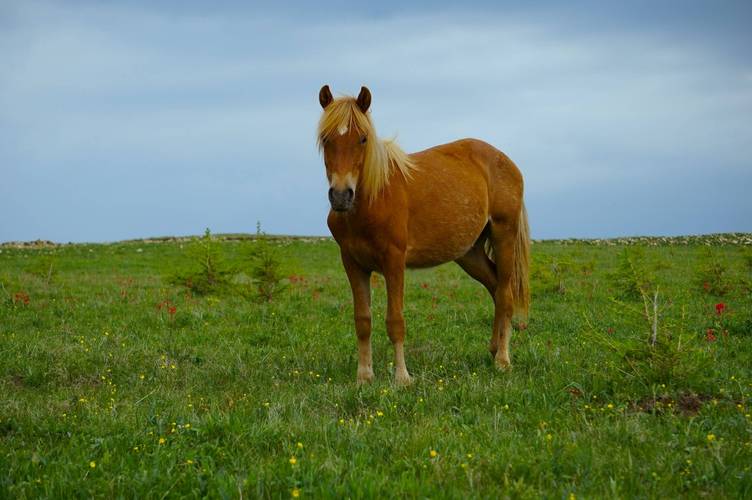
xmin=318 ymin=85 xmax=529 ymax=385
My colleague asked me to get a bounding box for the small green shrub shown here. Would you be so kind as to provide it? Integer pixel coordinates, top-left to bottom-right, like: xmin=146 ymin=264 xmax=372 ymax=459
xmin=609 ymin=248 xmax=654 ymax=300
xmin=585 ymin=296 xmax=713 ymax=393
xmin=247 ymin=223 xmax=285 ymax=302
xmin=170 ymin=228 xmax=233 ymax=295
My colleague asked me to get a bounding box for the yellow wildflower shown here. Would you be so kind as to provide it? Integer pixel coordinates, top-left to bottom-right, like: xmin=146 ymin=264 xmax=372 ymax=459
xmin=429 ymin=450 xmax=438 ymax=458
xmin=289 ymin=456 xmax=297 ymax=465
xmin=159 ymin=437 xmax=166 ymax=445
xmin=89 ymin=461 xmax=96 ymax=468
xmin=291 ymin=488 xmax=301 ymax=498
xmin=707 ymin=434 xmax=716 ymax=442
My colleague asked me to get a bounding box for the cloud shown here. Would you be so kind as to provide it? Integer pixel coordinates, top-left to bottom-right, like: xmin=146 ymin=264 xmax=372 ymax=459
xmin=1 ymin=1 xmax=750 ymax=241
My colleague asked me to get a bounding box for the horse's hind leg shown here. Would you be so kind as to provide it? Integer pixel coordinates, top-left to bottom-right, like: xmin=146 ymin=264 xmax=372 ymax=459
xmin=489 ymin=219 xmax=517 ymax=369
xmin=455 ymin=229 xmax=498 ymax=298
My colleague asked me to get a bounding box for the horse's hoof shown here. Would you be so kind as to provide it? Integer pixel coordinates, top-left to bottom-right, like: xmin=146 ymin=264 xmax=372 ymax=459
xmin=495 ymin=357 xmax=512 ymax=371
xmin=357 ymin=368 xmax=374 ymax=385
xmin=394 ymin=371 xmax=413 ymax=387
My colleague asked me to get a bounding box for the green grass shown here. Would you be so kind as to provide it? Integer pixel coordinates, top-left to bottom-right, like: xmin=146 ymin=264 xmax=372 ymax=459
xmin=1 ymin=235 xmax=751 ymax=498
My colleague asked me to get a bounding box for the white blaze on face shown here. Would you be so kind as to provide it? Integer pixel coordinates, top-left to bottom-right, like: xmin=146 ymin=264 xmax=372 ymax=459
xmin=330 ymin=172 xmax=357 ymax=192
xmin=337 ymin=124 xmax=348 ymax=135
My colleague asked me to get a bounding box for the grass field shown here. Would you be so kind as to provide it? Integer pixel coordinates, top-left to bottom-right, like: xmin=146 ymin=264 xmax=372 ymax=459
xmin=1 ymin=234 xmax=751 ymax=498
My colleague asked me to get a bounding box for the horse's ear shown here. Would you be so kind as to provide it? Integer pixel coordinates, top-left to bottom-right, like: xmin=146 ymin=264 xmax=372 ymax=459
xmin=319 ymin=85 xmax=333 ymax=109
xmin=356 ymin=86 xmax=371 ymax=113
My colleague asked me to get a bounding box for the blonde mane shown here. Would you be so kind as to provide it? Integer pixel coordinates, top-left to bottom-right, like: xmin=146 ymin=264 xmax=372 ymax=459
xmin=317 ymin=97 xmax=415 ymax=202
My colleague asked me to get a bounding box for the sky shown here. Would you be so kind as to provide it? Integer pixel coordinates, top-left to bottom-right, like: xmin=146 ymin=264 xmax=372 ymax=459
xmin=1 ymin=0 xmax=751 ymax=242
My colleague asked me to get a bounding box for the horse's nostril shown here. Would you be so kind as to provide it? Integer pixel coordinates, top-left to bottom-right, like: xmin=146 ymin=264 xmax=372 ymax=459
xmin=329 ymin=187 xmax=354 ymax=209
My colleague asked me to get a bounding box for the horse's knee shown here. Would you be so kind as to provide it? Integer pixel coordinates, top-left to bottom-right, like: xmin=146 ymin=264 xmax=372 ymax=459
xmin=386 ymin=317 xmax=405 ymax=343
xmin=354 ymin=314 xmax=371 ymax=340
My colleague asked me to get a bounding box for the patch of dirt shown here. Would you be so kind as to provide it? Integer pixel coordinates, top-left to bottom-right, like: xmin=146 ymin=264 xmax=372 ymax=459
xmin=632 ymin=393 xmax=711 ymax=416
xmin=9 ymin=374 xmax=25 ymax=387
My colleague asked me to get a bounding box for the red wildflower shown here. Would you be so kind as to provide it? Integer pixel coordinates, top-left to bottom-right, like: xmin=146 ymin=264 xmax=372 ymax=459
xmin=702 ymin=281 xmax=710 ymax=292
xmin=13 ymin=291 xmax=30 ymax=305
xmin=168 ymin=305 xmax=177 ymax=316
xmin=156 ymin=299 xmax=173 ymax=311
xmin=705 ymin=328 xmax=716 ymax=342
xmin=421 ymin=283 xmax=429 ymax=289
xmin=607 ymin=327 xmax=615 ymax=334
xmin=715 ymin=303 xmax=726 ymax=315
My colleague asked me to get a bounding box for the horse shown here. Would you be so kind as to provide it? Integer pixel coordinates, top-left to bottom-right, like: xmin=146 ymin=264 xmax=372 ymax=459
xmin=317 ymin=85 xmax=530 ymax=385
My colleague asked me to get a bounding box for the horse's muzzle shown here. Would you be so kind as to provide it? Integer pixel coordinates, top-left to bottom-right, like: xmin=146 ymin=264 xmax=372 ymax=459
xmin=329 ymin=187 xmax=354 ymax=212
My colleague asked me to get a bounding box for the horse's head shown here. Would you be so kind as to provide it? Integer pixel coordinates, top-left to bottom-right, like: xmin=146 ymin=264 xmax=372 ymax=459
xmin=317 ymin=85 xmax=373 ymax=213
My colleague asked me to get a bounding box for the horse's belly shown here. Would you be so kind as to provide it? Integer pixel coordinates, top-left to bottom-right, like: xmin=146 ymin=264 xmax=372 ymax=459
xmin=401 ymin=143 xmax=495 ymax=268
xmin=405 ymin=191 xmax=488 ymax=268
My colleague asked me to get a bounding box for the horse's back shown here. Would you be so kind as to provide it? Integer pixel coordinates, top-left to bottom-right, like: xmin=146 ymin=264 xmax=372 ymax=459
xmin=403 ymin=138 xmax=522 ymax=267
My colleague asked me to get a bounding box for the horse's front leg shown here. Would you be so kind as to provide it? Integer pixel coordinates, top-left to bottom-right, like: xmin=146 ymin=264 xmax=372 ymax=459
xmin=383 ymin=252 xmax=412 ymax=386
xmin=341 ymin=252 xmax=373 ymax=384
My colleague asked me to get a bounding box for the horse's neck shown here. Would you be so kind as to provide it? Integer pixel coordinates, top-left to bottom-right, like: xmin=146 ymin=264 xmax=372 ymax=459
xmin=353 ymin=172 xmax=404 ymax=222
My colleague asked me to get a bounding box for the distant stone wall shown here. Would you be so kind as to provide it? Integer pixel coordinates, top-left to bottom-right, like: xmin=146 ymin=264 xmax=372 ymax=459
xmin=3 ymin=233 xmax=751 ymax=248
xmin=533 ymin=233 xmax=752 ymax=246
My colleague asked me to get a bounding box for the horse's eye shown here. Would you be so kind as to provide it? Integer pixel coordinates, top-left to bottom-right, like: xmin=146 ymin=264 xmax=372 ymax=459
xmin=360 ymin=136 xmax=367 ymax=145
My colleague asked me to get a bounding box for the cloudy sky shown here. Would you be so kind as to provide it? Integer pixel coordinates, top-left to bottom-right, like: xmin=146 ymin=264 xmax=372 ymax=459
xmin=1 ymin=0 xmax=750 ymax=242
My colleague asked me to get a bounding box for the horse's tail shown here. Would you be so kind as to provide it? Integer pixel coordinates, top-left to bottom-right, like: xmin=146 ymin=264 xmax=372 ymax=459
xmin=483 ymin=199 xmax=530 ymax=318
xmin=511 ymin=200 xmax=530 ymax=317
